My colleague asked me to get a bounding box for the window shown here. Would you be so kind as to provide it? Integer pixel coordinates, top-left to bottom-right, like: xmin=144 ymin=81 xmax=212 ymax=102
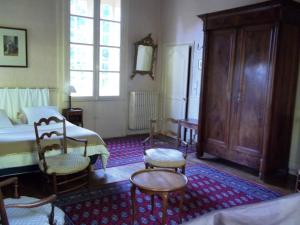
xmin=69 ymin=0 xmax=121 ymax=97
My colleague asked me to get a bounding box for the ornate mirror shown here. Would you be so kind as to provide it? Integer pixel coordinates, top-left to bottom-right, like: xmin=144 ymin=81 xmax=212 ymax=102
xmin=131 ymin=34 xmax=157 ymax=80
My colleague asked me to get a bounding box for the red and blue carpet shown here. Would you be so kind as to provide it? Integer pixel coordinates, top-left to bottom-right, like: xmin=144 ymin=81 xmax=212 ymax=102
xmin=57 ymin=165 xmax=282 ymax=225
xmin=94 ymin=135 xmax=195 ymax=169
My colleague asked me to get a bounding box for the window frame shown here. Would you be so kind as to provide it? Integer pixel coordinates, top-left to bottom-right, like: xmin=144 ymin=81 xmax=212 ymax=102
xmin=66 ymin=0 xmax=126 ymax=101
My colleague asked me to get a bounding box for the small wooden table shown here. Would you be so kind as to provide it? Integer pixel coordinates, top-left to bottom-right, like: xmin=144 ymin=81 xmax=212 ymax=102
xmin=178 ymin=119 xmax=198 ymax=146
xmin=130 ymin=169 xmax=188 ymax=225
xmin=62 ymin=108 xmax=83 ymax=127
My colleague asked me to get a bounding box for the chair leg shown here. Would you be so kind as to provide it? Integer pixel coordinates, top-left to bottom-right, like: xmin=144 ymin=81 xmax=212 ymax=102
xmin=87 ymin=165 xmax=91 ymax=190
xmin=182 ymin=166 xmax=185 ymax=174
xmin=52 ymin=174 xmax=57 ymax=195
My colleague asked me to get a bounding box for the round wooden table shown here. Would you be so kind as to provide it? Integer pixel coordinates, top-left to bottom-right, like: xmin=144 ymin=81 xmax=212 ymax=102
xmin=130 ymin=169 xmax=188 ymax=225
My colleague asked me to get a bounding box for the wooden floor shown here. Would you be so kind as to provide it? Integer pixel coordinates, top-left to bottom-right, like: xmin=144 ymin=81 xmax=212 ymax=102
xmin=3 ymin=153 xmax=296 ymax=198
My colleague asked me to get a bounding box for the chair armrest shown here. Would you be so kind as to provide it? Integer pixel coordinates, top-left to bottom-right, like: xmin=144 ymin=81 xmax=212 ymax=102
xmin=66 ymin=136 xmax=88 ymax=157
xmin=0 ymin=177 xmax=19 ymax=198
xmin=6 ymin=194 xmax=57 ymax=225
xmin=0 ymin=177 xmax=17 ymax=188
xmin=5 ymin=194 xmax=56 ymax=209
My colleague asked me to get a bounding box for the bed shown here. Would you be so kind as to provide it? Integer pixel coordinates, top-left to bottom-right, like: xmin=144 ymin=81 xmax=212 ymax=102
xmin=183 ymin=193 xmax=300 ymax=225
xmin=0 ymin=88 xmax=109 ymax=176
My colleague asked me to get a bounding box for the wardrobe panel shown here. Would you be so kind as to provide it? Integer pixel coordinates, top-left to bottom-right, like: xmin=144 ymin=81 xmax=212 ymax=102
xmin=202 ymin=29 xmax=235 ymax=154
xmin=231 ymin=25 xmax=275 ymax=157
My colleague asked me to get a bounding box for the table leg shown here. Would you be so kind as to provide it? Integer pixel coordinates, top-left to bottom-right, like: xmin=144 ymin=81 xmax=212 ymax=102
xmin=161 ymin=193 xmax=169 ymax=225
xmin=131 ymin=185 xmax=136 ymax=225
xmin=177 ymin=122 xmax=181 ymax=147
xmin=189 ymin=129 xmax=193 ymax=145
xmin=179 ymin=189 xmax=185 ymax=224
xmin=151 ymin=194 xmax=155 ymax=214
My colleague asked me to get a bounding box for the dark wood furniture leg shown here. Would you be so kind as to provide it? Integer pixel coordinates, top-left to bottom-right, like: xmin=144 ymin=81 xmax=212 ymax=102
xmin=179 ymin=189 xmax=185 ymax=223
xmin=151 ymin=194 xmax=155 ymax=214
xmin=161 ymin=192 xmax=169 ymax=225
xmin=131 ymin=185 xmax=136 ymax=225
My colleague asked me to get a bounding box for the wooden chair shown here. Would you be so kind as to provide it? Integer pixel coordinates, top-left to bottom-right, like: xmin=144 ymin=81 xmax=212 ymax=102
xmin=142 ymin=118 xmax=188 ymax=174
xmin=0 ymin=177 xmax=65 ymax=225
xmin=34 ymin=116 xmax=90 ymax=195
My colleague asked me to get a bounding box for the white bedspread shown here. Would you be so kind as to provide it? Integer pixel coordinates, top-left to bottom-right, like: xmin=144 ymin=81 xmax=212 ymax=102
xmin=0 ymin=122 xmax=109 ymax=170
xmin=183 ymin=193 xmax=300 ymax=225
xmin=0 ymin=122 xmax=95 ymax=142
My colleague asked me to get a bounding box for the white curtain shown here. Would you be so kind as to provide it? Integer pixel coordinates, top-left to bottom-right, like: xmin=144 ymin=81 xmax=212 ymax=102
xmin=0 ymin=88 xmax=49 ymax=122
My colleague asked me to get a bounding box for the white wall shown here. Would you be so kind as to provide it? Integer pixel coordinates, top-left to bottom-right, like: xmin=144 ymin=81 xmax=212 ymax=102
xmin=0 ymin=0 xmax=63 ymax=105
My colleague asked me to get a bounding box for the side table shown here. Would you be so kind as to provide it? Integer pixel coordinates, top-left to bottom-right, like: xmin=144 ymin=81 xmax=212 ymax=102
xmin=62 ymin=108 xmax=83 ymax=127
xmin=130 ymin=169 xmax=188 ymax=225
xmin=177 ymin=119 xmax=198 ymax=146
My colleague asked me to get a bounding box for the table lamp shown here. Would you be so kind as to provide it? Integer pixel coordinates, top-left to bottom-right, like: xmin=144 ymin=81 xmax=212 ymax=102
xmin=67 ymin=85 xmax=76 ymax=109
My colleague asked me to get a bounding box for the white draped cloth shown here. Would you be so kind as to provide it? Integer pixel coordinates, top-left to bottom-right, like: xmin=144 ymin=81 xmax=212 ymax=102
xmin=0 ymin=88 xmax=49 ymax=122
xmin=183 ymin=193 xmax=300 ymax=225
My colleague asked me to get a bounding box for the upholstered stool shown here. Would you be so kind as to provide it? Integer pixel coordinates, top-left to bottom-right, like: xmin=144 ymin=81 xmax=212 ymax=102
xmin=144 ymin=148 xmax=186 ymax=173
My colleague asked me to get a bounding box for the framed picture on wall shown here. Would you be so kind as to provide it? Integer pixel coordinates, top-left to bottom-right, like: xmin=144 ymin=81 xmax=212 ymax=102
xmin=0 ymin=26 xmax=27 ymax=67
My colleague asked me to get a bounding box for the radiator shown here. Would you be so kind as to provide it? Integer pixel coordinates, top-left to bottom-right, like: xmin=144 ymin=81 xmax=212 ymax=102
xmin=129 ymin=91 xmax=158 ymax=130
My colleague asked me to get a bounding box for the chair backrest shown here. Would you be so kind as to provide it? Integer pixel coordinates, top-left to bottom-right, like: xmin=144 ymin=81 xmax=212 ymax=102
xmin=150 ymin=118 xmax=178 ymax=139
xmin=34 ymin=117 xmax=67 ymax=171
xmin=0 ymin=178 xmax=19 ymax=225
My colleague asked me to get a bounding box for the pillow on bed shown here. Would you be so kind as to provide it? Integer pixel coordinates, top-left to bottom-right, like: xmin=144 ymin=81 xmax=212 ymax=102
xmin=0 ymin=109 xmax=13 ymax=128
xmin=22 ymin=106 xmax=64 ymax=125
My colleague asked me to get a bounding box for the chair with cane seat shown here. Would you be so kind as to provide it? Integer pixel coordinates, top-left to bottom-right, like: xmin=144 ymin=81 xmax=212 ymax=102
xmin=34 ymin=116 xmax=90 ymax=195
xmin=0 ymin=177 xmax=65 ymax=225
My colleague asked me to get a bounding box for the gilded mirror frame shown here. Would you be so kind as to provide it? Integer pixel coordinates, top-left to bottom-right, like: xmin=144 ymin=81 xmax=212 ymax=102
xmin=131 ymin=34 xmax=157 ymax=80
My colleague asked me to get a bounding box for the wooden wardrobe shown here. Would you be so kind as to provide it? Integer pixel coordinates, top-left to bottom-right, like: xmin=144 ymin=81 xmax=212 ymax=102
xmin=197 ymin=0 xmax=300 ymax=178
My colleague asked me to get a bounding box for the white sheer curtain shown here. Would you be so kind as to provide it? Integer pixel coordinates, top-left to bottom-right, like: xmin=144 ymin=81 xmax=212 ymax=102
xmin=0 ymin=88 xmax=49 ymax=122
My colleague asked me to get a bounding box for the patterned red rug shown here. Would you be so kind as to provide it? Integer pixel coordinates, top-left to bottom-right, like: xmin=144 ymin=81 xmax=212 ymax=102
xmin=56 ymin=165 xmax=282 ymax=225
xmin=94 ymin=135 xmax=196 ymax=169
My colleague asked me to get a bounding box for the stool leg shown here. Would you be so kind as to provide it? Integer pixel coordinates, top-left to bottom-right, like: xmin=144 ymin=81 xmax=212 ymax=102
xmin=131 ymin=185 xmax=136 ymax=225
xmin=151 ymin=194 xmax=155 ymax=214
xmin=179 ymin=189 xmax=185 ymax=224
xmin=161 ymin=193 xmax=169 ymax=225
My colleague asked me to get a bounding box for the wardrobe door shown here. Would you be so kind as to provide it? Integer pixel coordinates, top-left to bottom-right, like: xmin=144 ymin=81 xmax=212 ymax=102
xmin=229 ymin=24 xmax=276 ymax=168
xmin=200 ymin=29 xmax=236 ymax=157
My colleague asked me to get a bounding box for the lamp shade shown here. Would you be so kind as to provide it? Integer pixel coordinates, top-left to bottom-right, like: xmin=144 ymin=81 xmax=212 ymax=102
xmin=66 ymin=85 xmax=76 ymax=95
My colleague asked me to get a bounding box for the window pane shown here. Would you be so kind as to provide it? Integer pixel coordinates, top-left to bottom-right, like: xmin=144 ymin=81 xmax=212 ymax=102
xmin=99 ymin=47 xmax=120 ymax=71
xmin=71 ymin=0 xmax=94 ymax=17
xmin=70 ymin=44 xmax=93 ymax=70
xmin=99 ymin=72 xmax=120 ymax=96
xmin=70 ymin=71 xmax=93 ymax=96
xmin=70 ymin=16 xmax=93 ymax=44
xmin=100 ymin=21 xmax=120 ymax=46
xmin=100 ymin=0 xmax=121 ymax=21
